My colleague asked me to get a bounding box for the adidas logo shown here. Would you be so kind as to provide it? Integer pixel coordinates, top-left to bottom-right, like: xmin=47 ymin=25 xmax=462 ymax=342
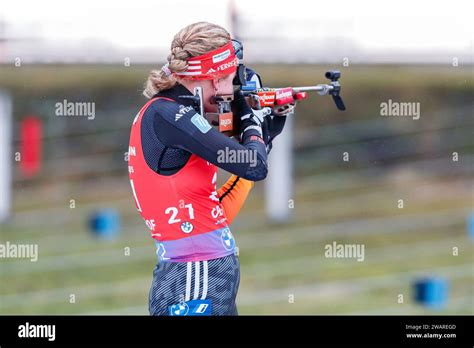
xmin=175 ymin=105 xmax=194 ymax=121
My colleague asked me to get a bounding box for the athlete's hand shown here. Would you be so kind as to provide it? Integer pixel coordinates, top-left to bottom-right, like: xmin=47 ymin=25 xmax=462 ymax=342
xmin=239 ymin=107 xmax=272 ymax=141
xmin=261 ymin=113 xmax=288 ymax=153
xmin=234 ymin=90 xmax=271 ymax=139
xmin=241 ymin=107 xmax=272 ymax=127
xmin=272 ymin=102 xmax=296 ymax=116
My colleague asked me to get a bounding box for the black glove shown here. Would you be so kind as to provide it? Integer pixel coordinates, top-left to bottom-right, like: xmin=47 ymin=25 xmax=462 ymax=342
xmin=233 ymin=90 xmax=271 ymax=141
xmin=262 ymin=114 xmax=287 ymax=154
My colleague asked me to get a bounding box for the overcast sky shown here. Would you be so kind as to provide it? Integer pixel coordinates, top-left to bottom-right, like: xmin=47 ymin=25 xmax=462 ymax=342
xmin=1 ymin=0 xmax=472 ymax=62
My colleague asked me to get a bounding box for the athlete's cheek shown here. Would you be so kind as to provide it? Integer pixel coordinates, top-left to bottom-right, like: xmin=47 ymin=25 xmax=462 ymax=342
xmin=217 ymin=75 xmax=235 ymax=95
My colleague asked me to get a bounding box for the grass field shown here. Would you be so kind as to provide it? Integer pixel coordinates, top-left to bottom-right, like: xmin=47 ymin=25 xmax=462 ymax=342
xmin=1 ymin=158 xmax=472 ymax=315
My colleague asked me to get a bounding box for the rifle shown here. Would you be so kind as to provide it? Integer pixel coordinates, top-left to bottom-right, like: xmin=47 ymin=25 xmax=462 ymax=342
xmin=241 ymin=70 xmax=345 ymax=111
xmin=180 ymin=70 xmax=346 ymax=137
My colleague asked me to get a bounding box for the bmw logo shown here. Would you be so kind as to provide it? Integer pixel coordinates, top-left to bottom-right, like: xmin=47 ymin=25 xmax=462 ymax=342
xmin=221 ymin=228 xmax=235 ymax=250
xmin=170 ymin=302 xmax=189 ymax=316
xmin=181 ymin=221 xmax=193 ymax=234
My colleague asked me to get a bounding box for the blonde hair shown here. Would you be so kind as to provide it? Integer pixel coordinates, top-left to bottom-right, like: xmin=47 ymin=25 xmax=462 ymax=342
xmin=143 ymin=22 xmax=232 ymax=98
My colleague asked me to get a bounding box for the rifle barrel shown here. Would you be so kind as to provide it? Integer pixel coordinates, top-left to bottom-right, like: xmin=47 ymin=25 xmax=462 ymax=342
xmin=292 ymin=84 xmax=334 ymax=93
xmin=241 ymin=84 xmax=335 ymax=96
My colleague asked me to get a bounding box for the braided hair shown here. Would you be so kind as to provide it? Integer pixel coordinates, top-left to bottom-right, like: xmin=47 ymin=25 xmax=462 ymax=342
xmin=143 ymin=22 xmax=231 ymax=98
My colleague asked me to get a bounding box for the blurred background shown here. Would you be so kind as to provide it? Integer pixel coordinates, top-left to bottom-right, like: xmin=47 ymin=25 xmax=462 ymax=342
xmin=0 ymin=0 xmax=472 ymax=315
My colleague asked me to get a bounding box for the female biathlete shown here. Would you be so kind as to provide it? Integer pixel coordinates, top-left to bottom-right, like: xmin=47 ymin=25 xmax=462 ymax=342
xmin=128 ymin=22 xmax=293 ymax=316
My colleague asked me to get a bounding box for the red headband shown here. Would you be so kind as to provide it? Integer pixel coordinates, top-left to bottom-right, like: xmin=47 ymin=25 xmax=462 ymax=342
xmin=175 ymin=41 xmax=238 ymax=80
